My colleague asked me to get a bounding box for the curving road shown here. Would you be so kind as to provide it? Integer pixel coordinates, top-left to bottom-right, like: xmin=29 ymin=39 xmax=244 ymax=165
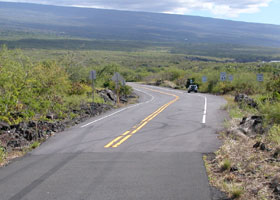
xmin=0 ymin=83 xmax=226 ymax=200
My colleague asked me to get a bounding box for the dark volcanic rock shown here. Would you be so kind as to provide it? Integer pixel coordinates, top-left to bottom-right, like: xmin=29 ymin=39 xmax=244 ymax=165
xmin=230 ymin=166 xmax=238 ymax=172
xmin=0 ymin=122 xmax=10 ymax=131
xmin=273 ymin=148 xmax=280 ymax=159
xmin=270 ymin=176 xmax=280 ymax=197
xmin=238 ymin=116 xmax=264 ymax=137
xmin=0 ymin=103 xmax=113 ymax=150
xmin=120 ymin=96 xmax=128 ymax=103
xmin=97 ymin=89 xmax=117 ymax=103
xmin=234 ymin=94 xmax=258 ymax=108
xmin=260 ymin=143 xmax=266 ymax=151
xmin=253 ymin=141 xmax=261 ymax=148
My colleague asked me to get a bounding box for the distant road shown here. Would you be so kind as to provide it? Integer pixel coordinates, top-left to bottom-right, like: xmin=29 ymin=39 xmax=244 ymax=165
xmin=0 ymin=83 xmax=226 ymax=200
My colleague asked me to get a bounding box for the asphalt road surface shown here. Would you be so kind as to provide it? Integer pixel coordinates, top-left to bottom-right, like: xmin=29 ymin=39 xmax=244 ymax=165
xmin=0 ymin=83 xmax=227 ymax=200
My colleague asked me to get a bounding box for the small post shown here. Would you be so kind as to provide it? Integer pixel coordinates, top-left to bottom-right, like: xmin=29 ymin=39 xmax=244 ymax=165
xmin=92 ymin=78 xmax=95 ymax=103
xmin=116 ymin=80 xmax=120 ymax=105
xmin=112 ymin=72 xmax=125 ymax=106
xmin=89 ymin=70 xmax=96 ymax=103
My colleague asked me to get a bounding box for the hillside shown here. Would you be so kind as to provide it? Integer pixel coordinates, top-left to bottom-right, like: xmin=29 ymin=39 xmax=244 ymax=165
xmin=0 ymin=2 xmax=280 ymax=48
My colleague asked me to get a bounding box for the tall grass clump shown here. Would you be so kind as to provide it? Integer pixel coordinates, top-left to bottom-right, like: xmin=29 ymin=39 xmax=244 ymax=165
xmin=267 ymin=124 xmax=280 ymax=145
xmin=221 ymin=159 xmax=232 ymax=171
xmin=0 ymin=146 xmax=6 ymax=163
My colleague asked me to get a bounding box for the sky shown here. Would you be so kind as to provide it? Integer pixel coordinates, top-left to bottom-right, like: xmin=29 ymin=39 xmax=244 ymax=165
xmin=0 ymin=0 xmax=279 ymax=25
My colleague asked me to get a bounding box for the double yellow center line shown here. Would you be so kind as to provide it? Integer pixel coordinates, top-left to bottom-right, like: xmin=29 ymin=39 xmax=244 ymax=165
xmin=104 ymin=87 xmax=179 ymax=148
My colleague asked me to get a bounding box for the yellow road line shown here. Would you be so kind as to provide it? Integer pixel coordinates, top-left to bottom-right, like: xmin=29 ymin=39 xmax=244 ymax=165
xmin=112 ymin=135 xmax=132 ymax=148
xmin=141 ymin=104 xmax=167 ymax=122
xmin=104 ymin=87 xmax=179 ymax=148
xmin=104 ymin=136 xmax=124 ymax=148
xmin=131 ymin=121 xmax=148 ymax=134
xmin=122 ymin=131 xmax=131 ymax=136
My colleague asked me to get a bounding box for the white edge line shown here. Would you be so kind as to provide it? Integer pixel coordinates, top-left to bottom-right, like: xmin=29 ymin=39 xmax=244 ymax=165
xmin=192 ymin=94 xmax=207 ymax=124
xmin=199 ymin=95 xmax=207 ymax=124
xmin=81 ymin=87 xmax=155 ymax=128
xmin=202 ymin=97 xmax=207 ymax=124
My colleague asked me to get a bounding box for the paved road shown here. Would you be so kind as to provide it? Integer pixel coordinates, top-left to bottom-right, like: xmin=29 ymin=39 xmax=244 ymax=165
xmin=0 ymin=84 xmax=226 ymax=200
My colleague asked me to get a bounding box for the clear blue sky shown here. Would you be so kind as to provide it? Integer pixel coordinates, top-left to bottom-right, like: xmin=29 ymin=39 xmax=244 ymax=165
xmin=1 ymin=0 xmax=279 ymax=25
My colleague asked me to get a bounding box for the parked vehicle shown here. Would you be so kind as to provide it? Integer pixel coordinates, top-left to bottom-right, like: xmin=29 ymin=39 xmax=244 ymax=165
xmin=188 ymin=85 xmax=198 ymax=93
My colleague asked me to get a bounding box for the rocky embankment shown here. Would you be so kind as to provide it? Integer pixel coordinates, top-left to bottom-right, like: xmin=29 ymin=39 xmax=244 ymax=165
xmin=0 ymin=89 xmax=137 ymax=153
xmin=206 ymin=94 xmax=280 ymax=200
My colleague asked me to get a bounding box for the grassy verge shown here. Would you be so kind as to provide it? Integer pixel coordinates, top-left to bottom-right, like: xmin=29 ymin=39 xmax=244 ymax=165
xmin=205 ymin=95 xmax=280 ymax=200
xmin=0 ymin=141 xmax=39 ymax=167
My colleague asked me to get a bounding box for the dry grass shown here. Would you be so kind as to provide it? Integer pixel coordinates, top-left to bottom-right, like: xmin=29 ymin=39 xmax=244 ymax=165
xmin=205 ymin=95 xmax=280 ymax=199
xmin=205 ymin=125 xmax=280 ymax=200
xmin=0 ymin=150 xmax=25 ymax=167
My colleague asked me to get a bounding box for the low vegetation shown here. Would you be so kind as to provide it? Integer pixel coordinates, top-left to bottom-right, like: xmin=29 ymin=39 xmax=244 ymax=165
xmin=0 ymin=46 xmax=131 ymax=124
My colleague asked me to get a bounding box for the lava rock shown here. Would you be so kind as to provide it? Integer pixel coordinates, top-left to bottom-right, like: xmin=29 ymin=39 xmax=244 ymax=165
xmin=238 ymin=116 xmax=264 ymax=137
xmin=260 ymin=143 xmax=266 ymax=151
xmin=270 ymin=176 xmax=280 ymax=196
xmin=253 ymin=141 xmax=261 ymax=148
xmin=97 ymin=89 xmax=117 ymax=103
xmin=120 ymin=96 xmax=128 ymax=103
xmin=0 ymin=101 xmax=117 ymax=150
xmin=28 ymin=121 xmax=37 ymax=128
xmin=230 ymin=166 xmax=238 ymax=172
xmin=274 ymin=186 xmax=280 ymax=194
xmin=0 ymin=122 xmax=10 ymax=131
xmin=273 ymin=148 xmax=280 ymax=159
xmin=234 ymin=94 xmax=258 ymax=108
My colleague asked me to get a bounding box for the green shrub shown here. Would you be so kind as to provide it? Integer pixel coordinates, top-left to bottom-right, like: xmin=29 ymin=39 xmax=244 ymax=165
xmin=0 ymin=47 xmax=106 ymax=124
xmin=30 ymin=141 xmax=40 ymax=149
xmin=221 ymin=159 xmax=232 ymax=171
xmin=94 ymin=93 xmax=105 ymax=104
xmin=259 ymin=101 xmax=280 ymax=124
xmin=69 ymin=82 xmax=91 ymax=95
xmin=0 ymin=48 xmax=72 ymax=123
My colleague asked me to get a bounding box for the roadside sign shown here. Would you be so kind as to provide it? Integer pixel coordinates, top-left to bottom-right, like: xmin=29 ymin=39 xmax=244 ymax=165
xmin=202 ymin=76 xmax=207 ymax=83
xmin=89 ymin=70 xmax=96 ymax=102
xmin=257 ymin=74 xmax=264 ymax=82
xmin=112 ymin=72 xmax=126 ymax=86
xmin=220 ymin=72 xmax=226 ymax=81
xmin=228 ymin=75 xmax=233 ymax=82
xmin=112 ymin=72 xmax=121 ymax=82
xmin=89 ymin=70 xmax=96 ymax=80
